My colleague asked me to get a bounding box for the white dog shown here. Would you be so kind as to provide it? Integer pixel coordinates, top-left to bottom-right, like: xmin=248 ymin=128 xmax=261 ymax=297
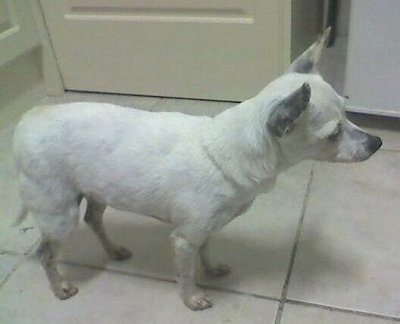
xmin=13 ymin=28 xmax=381 ymax=310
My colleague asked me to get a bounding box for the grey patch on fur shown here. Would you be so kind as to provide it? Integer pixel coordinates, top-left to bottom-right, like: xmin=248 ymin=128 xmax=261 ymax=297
xmin=349 ymin=128 xmax=382 ymax=154
xmin=267 ymin=83 xmax=311 ymax=137
xmin=287 ymin=27 xmax=331 ymax=74
xmin=295 ymin=58 xmax=314 ymax=74
xmin=367 ymin=135 xmax=382 ymax=153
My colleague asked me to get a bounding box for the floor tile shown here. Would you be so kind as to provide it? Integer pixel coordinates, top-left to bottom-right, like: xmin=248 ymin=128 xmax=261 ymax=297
xmin=0 ymin=121 xmax=40 ymax=255
xmin=0 ymin=258 xmax=279 ymax=324
xmin=0 ymin=112 xmax=39 ymax=253
xmin=152 ymin=98 xmax=236 ymax=116
xmin=60 ymin=208 xmax=176 ymax=280
xmin=0 ymin=154 xmax=40 ymax=254
xmin=60 ymin=161 xmax=312 ymax=299
xmin=281 ymin=303 xmax=399 ymax=324
xmin=39 ymin=91 xmax=161 ymax=111
xmin=347 ymin=113 xmax=400 ymax=151
xmin=288 ymin=151 xmax=400 ymax=317
xmin=0 ymin=218 xmax=39 ymax=256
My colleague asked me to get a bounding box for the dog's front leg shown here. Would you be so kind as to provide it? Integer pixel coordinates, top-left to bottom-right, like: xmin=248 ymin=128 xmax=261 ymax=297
xmin=171 ymin=232 xmax=212 ymax=311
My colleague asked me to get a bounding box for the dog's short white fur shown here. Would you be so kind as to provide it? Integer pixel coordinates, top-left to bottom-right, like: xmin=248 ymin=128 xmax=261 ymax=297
xmin=13 ymin=28 xmax=382 ymax=310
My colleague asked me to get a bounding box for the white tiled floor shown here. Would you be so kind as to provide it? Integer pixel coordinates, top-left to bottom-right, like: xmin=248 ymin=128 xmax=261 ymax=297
xmin=1 ymin=92 xmax=400 ymax=323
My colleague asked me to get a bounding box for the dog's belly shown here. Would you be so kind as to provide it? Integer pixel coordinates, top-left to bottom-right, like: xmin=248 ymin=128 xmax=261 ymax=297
xmin=69 ymin=147 xmax=219 ymax=225
xmin=108 ymin=200 xmax=172 ymax=223
xmin=72 ymin=162 xmax=177 ymax=222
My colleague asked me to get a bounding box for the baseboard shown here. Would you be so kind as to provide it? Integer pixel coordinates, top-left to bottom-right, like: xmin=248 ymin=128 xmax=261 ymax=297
xmin=346 ymin=105 xmax=400 ymax=118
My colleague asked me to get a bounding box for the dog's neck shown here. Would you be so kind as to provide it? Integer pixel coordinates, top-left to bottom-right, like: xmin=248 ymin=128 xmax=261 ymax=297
xmin=201 ymin=98 xmax=292 ymax=194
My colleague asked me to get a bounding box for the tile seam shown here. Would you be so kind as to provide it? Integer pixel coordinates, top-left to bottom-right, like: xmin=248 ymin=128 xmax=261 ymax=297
xmin=285 ymin=299 xmax=400 ymax=322
xmin=380 ymin=148 xmax=400 ymax=153
xmin=60 ymin=260 xmax=281 ymax=303
xmin=274 ymin=164 xmax=315 ymax=324
xmin=0 ymin=238 xmax=39 ymax=289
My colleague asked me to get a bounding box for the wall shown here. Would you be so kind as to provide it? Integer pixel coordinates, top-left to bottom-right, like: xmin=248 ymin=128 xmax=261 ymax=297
xmin=0 ymin=0 xmax=63 ymax=128
xmin=318 ymin=0 xmax=350 ymax=94
xmin=0 ymin=47 xmax=45 ymax=128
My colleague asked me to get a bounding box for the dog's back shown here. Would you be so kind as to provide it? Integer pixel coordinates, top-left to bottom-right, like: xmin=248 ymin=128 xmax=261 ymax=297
xmin=13 ymin=102 xmax=214 ymax=218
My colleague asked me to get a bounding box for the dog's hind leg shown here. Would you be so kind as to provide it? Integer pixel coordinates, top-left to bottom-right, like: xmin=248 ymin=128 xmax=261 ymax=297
xmin=34 ymin=206 xmax=80 ymax=300
xmin=200 ymin=239 xmax=231 ymax=277
xmin=37 ymin=236 xmax=78 ymax=299
xmin=84 ymin=199 xmax=132 ymax=260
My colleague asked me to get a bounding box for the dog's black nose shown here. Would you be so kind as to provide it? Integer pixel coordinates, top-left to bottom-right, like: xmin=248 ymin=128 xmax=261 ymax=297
xmin=367 ymin=135 xmax=383 ymax=154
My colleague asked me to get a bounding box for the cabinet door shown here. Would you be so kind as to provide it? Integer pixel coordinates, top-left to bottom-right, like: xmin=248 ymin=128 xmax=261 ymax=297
xmin=40 ymin=0 xmax=290 ymax=101
xmin=345 ymin=0 xmax=400 ymax=116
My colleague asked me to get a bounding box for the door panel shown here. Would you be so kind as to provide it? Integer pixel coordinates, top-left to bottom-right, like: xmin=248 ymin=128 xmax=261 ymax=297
xmin=41 ymin=0 xmax=290 ymax=101
xmin=67 ymin=0 xmax=254 ymax=23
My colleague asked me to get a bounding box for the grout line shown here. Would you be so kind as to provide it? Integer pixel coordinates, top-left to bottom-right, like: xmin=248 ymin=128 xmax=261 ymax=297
xmin=200 ymin=286 xmax=280 ymax=303
xmin=63 ymin=90 xmax=164 ymax=113
xmin=274 ymin=164 xmax=315 ymax=324
xmin=0 ymin=260 xmax=21 ymax=290
xmin=380 ymin=148 xmax=400 ymax=153
xmin=61 ymin=260 xmax=175 ymax=284
xmin=285 ymin=299 xmax=400 ymax=322
xmin=61 ymin=260 xmax=280 ymax=303
xmin=0 ymin=250 xmax=20 ymax=256
xmin=149 ymin=98 xmax=163 ymax=112
xmin=64 ymin=255 xmax=400 ymax=323
xmin=6 ymin=254 xmax=400 ymax=322
xmin=25 ymin=238 xmax=40 ymax=256
xmin=0 ymin=238 xmax=39 ymax=290
xmin=64 ymin=90 xmax=239 ymax=104
xmin=149 ymin=97 xmax=164 ymax=112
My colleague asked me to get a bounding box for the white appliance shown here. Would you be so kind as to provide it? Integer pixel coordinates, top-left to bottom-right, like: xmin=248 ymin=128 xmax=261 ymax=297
xmin=345 ymin=0 xmax=400 ymax=117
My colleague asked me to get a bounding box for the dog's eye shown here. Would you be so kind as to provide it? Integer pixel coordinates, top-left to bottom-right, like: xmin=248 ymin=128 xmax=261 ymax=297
xmin=327 ymin=124 xmax=342 ymax=141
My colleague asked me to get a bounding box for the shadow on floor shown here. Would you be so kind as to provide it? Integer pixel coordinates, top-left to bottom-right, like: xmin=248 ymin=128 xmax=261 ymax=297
xmin=42 ymin=214 xmax=363 ymax=296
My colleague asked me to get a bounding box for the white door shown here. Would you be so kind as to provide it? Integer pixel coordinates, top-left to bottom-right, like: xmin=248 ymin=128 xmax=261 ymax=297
xmin=40 ymin=0 xmax=291 ymax=101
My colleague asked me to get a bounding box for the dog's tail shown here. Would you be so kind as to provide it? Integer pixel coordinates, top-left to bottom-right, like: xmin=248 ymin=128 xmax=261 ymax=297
xmin=12 ymin=204 xmax=28 ymax=227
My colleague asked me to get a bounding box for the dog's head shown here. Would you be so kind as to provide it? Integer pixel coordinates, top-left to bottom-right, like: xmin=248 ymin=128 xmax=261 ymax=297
xmin=259 ymin=28 xmax=382 ymax=164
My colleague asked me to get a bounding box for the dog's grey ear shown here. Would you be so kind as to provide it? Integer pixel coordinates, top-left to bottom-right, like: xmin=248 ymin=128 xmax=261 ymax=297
xmin=267 ymin=83 xmax=311 ymax=137
xmin=287 ymin=27 xmax=331 ymax=74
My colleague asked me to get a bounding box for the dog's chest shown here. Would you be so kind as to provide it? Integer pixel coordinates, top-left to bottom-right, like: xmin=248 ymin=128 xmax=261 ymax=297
xmin=211 ymin=175 xmax=277 ymax=229
xmin=209 ymin=198 xmax=255 ymax=233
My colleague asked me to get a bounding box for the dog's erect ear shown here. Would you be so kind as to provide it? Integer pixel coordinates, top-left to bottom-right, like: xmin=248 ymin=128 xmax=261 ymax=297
xmin=287 ymin=27 xmax=331 ymax=74
xmin=267 ymin=83 xmax=311 ymax=137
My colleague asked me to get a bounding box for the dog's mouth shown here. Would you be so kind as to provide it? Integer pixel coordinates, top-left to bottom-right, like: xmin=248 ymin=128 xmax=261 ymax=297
xmin=334 ymin=129 xmax=383 ymax=163
xmin=335 ymin=136 xmax=382 ymax=163
xmin=358 ymin=134 xmax=383 ymax=162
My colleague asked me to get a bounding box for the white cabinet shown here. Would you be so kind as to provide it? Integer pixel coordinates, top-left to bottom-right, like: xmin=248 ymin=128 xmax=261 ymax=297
xmin=345 ymin=0 xmax=400 ymax=117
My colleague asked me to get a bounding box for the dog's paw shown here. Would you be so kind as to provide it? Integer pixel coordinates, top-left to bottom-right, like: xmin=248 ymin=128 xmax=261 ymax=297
xmin=109 ymin=246 xmax=132 ymax=261
xmin=184 ymin=291 xmax=213 ymax=311
xmin=54 ymin=283 xmax=78 ymax=300
xmin=206 ymin=264 xmax=231 ymax=277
